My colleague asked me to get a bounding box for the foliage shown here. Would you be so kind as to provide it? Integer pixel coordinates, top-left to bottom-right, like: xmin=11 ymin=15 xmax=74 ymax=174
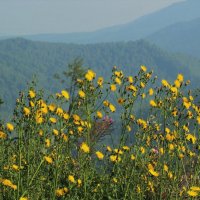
xmin=0 ymin=66 xmax=200 ymax=199
xmin=1 ymin=38 xmax=200 ymax=118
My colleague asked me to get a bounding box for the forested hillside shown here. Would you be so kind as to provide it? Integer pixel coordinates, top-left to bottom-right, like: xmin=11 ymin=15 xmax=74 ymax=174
xmin=0 ymin=38 xmax=200 ymax=117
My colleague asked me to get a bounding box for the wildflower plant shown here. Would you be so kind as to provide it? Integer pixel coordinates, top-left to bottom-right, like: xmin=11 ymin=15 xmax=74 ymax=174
xmin=0 ymin=66 xmax=200 ymax=199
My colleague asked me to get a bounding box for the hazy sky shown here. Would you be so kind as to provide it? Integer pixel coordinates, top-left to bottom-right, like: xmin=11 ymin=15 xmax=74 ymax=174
xmin=0 ymin=0 xmax=184 ymax=35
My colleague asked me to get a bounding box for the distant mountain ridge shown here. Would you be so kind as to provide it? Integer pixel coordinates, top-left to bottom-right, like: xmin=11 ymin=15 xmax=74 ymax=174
xmin=146 ymin=17 xmax=200 ymax=57
xmin=19 ymin=0 xmax=200 ymax=44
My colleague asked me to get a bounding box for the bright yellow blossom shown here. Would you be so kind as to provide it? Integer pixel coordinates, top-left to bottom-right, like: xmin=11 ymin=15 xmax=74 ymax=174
xmin=78 ymin=90 xmax=85 ymax=98
xmin=7 ymin=123 xmax=14 ymax=131
xmin=96 ymin=151 xmax=104 ymax=160
xmin=80 ymin=142 xmax=90 ymax=153
xmin=61 ymin=90 xmax=70 ymax=100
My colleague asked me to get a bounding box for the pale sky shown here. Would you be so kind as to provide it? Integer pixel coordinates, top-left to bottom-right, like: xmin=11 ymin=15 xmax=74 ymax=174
xmin=0 ymin=0 xmax=184 ymax=36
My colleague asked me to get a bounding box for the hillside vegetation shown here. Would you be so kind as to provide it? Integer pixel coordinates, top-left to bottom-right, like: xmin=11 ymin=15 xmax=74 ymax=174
xmin=1 ymin=38 xmax=200 ymax=117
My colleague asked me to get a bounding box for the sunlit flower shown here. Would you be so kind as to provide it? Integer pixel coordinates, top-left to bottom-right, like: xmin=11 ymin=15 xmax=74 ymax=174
xmin=45 ymin=138 xmax=51 ymax=147
xmin=187 ymin=190 xmax=198 ymax=197
xmin=162 ymin=80 xmax=170 ymax=88
xmin=61 ymin=90 xmax=70 ymax=100
xmin=44 ymin=156 xmax=53 ymax=164
xmin=0 ymin=131 xmax=7 ymax=139
xmin=68 ymin=175 xmax=76 ymax=183
xmin=29 ymin=90 xmax=36 ymax=99
xmin=23 ymin=107 xmax=30 ymax=116
xmin=186 ymin=134 xmax=196 ymax=144
xmin=7 ymin=123 xmax=14 ymax=131
xmin=150 ymin=100 xmax=157 ymax=107
xmin=97 ymin=77 xmax=104 ymax=86
xmin=110 ymin=84 xmax=116 ymax=91
xmin=115 ymin=77 xmax=121 ymax=85
xmin=140 ymin=65 xmax=147 ymax=72
xmin=109 ymin=104 xmax=116 ymax=112
xmin=95 ymin=151 xmax=104 ymax=160
xmin=1 ymin=179 xmax=17 ymax=190
xmin=128 ymin=76 xmax=133 ymax=83
xmin=149 ymin=169 xmax=159 ymax=177
xmin=80 ymin=142 xmax=90 ymax=153
xmin=110 ymin=155 xmax=121 ymax=162
xmin=149 ymin=88 xmax=154 ymax=96
xmin=85 ymin=70 xmax=96 ymax=81
xmin=49 ymin=117 xmax=57 ymax=123
xmin=177 ymin=74 xmax=184 ymax=83
xmin=96 ymin=111 xmax=103 ymax=118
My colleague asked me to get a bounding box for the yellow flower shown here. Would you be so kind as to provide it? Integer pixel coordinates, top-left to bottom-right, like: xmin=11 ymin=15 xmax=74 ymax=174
xmin=162 ymin=80 xmax=170 ymax=88
xmin=80 ymin=142 xmax=90 ymax=153
xmin=29 ymin=101 xmax=35 ymax=107
xmin=112 ymin=178 xmax=118 ymax=183
xmin=12 ymin=164 xmax=19 ymax=171
xmin=63 ymin=113 xmax=69 ymax=120
xmin=114 ymin=70 xmax=123 ymax=78
xmin=149 ymin=169 xmax=159 ymax=177
xmin=174 ymin=79 xmax=181 ymax=88
xmin=85 ymin=70 xmax=96 ymax=81
xmin=190 ymin=186 xmax=200 ymax=191
xmin=78 ymin=90 xmax=85 ymax=98
xmin=110 ymin=84 xmax=117 ymax=91
xmin=0 ymin=131 xmax=7 ymax=139
xmin=126 ymin=125 xmax=131 ymax=132
xmin=131 ymin=154 xmax=135 ymax=160
xmin=186 ymin=134 xmax=196 ymax=144
xmin=140 ymin=147 xmax=145 ymax=154
xmin=56 ymin=107 xmax=63 ymax=116
xmin=109 ymin=104 xmax=116 ymax=112
xmin=44 ymin=156 xmax=53 ymax=164
xmin=96 ymin=111 xmax=103 ymax=119
xmin=29 ymin=90 xmax=36 ymax=98
xmin=169 ymin=143 xmax=175 ymax=150
xmin=149 ymin=88 xmax=154 ymax=96
xmin=103 ymin=100 xmax=109 ymax=107
xmin=168 ymin=171 xmax=173 ymax=179
xmin=53 ymin=129 xmax=59 ymax=136
xmin=61 ymin=90 xmax=70 ymax=100
xmin=107 ymin=146 xmax=112 ymax=152
xmin=77 ymin=179 xmax=82 ymax=187
xmin=162 ymin=165 xmax=168 ymax=173
xmin=150 ymin=100 xmax=157 ymax=107
xmin=128 ymin=76 xmax=133 ymax=83
xmin=110 ymin=155 xmax=121 ymax=162
xmin=68 ymin=175 xmax=76 ymax=183
xmin=177 ymin=74 xmax=184 ymax=83
xmin=1 ymin=179 xmax=17 ymax=190
xmin=49 ymin=117 xmax=57 ymax=123
xmin=6 ymin=123 xmax=14 ymax=131
xmin=187 ymin=190 xmax=198 ymax=197
xmin=97 ymin=77 xmax=104 ymax=86
xmin=23 ymin=107 xmax=30 ymax=116
xmin=20 ymin=197 xmax=28 ymax=200
xmin=140 ymin=82 xmax=145 ymax=88
xmin=48 ymin=104 xmax=56 ymax=112
xmin=140 ymin=65 xmax=147 ymax=72
xmin=45 ymin=139 xmax=51 ymax=147
xmin=55 ymin=188 xmax=68 ymax=197
xmin=115 ymin=77 xmax=121 ymax=85
xmin=96 ymin=151 xmax=104 ymax=160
